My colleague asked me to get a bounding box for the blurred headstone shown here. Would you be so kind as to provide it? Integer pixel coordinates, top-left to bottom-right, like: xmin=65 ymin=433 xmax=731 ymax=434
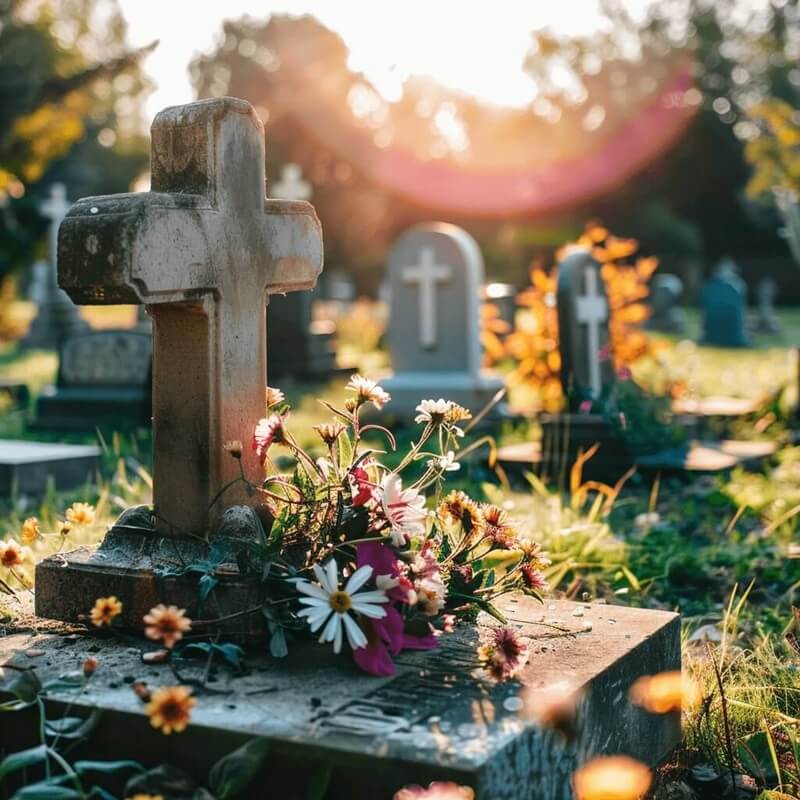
xmin=753 ymin=277 xmax=780 ymax=335
xmin=266 ymin=162 xmax=337 ymax=379
xmin=557 ymin=249 xmax=615 ymax=408
xmin=482 ymin=282 xmax=517 ymax=330
xmin=34 ymin=329 xmax=152 ymax=430
xmin=272 ymin=163 xmax=311 ymax=202
xmin=267 ymin=290 xmax=337 ymax=380
xmin=382 ymin=223 xmax=505 ymax=419
xmin=23 ymin=184 xmax=88 ymax=349
xmin=646 ymin=274 xmax=686 ymax=334
xmin=0 ymin=441 xmax=101 ymax=498
xmin=700 ymin=258 xmax=749 ymax=348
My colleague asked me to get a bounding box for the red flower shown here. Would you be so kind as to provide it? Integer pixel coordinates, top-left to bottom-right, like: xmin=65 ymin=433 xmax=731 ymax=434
xmin=348 ymin=466 xmax=375 ymax=507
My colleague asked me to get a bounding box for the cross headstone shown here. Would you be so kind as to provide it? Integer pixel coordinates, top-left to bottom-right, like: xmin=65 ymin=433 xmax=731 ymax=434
xmin=556 ymin=249 xmax=615 ymax=408
xmin=646 ymin=273 xmax=686 ymax=334
xmin=23 ymin=184 xmax=88 ymax=349
xmin=700 ymin=258 xmax=749 ymax=348
xmin=382 ymin=223 xmax=505 ymax=419
xmin=56 ymin=98 xmax=323 ymax=535
xmin=272 ymin=163 xmax=311 ymax=201
xmin=753 ymin=277 xmax=780 ymax=335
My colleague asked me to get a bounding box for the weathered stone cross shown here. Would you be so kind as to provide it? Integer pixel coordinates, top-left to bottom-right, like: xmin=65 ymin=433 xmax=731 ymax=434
xmin=402 ymin=246 xmax=452 ymax=349
xmin=575 ymin=263 xmax=608 ymax=397
xmin=58 ymin=97 xmax=323 ymax=536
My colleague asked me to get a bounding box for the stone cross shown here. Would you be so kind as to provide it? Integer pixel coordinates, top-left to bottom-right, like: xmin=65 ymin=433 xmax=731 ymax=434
xmin=272 ymin=163 xmax=311 ymax=202
xmin=41 ymin=184 xmax=71 ymax=267
xmin=58 ymin=97 xmax=323 ymax=536
xmin=556 ymin=249 xmax=614 ymax=408
xmin=575 ymin=262 xmax=608 ymax=397
xmin=402 ymin=246 xmax=453 ymax=348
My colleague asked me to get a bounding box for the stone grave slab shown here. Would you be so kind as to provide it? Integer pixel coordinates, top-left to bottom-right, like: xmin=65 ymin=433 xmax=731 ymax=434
xmin=496 ymin=437 xmax=777 ymax=480
xmin=34 ymin=328 xmax=152 ymax=430
xmin=383 ymin=223 xmax=505 ymax=421
xmin=0 ymin=440 xmax=101 ymax=497
xmin=0 ymin=596 xmax=680 ymax=800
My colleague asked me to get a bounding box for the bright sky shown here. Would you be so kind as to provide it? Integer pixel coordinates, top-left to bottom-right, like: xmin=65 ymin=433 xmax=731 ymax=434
xmin=118 ymin=0 xmax=654 ymax=119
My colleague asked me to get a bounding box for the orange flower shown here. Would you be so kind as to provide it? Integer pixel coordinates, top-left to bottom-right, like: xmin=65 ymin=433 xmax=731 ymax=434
xmin=629 ymin=671 xmax=702 ymax=714
xmin=127 ymin=794 xmax=163 ymax=800
xmin=82 ymin=657 xmax=98 ymax=676
xmin=223 ymin=440 xmax=243 ymax=459
xmin=90 ymin=596 xmax=122 ymax=627
xmin=573 ymin=756 xmax=651 ymax=800
xmin=66 ymin=502 xmax=95 ymax=526
xmin=145 ymin=685 xmax=196 ymax=735
xmin=20 ymin=517 xmax=39 ymax=544
xmin=0 ymin=539 xmax=26 ymax=569
xmin=143 ymin=604 xmax=192 ymax=649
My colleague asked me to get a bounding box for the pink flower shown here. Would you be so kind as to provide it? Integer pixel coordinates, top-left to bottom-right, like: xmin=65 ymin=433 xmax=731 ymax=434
xmin=353 ymin=542 xmax=437 ymax=676
xmin=521 ymin=564 xmax=549 ymax=592
xmin=478 ymin=626 xmax=529 ymax=682
xmin=357 ymin=542 xmax=414 ymax=605
xmin=381 ymin=474 xmax=427 ymax=547
xmin=617 ymin=366 xmax=632 ymax=381
xmin=597 ymin=342 xmax=612 ymax=361
xmin=578 ymin=399 xmax=593 ymax=414
xmin=252 ymin=412 xmax=289 ymax=460
xmin=348 ymin=466 xmax=375 ymax=507
xmin=394 ymin=783 xmax=474 ymax=800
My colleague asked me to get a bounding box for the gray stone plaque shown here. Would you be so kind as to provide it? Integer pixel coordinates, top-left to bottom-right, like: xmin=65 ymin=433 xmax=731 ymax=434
xmin=0 ymin=440 xmax=101 ymax=497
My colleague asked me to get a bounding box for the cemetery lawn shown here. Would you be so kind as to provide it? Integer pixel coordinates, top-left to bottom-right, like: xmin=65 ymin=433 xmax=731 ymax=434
xmin=1 ymin=328 xmax=800 ymax=788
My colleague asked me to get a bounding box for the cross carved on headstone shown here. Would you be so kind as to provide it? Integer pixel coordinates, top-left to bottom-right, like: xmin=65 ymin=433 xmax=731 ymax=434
xmin=58 ymin=98 xmax=323 ymax=536
xmin=575 ymin=264 xmax=608 ymax=397
xmin=402 ymin=246 xmax=452 ymax=349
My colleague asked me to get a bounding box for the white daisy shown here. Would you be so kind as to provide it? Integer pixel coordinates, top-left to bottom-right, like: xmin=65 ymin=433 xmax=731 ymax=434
xmin=427 ymin=450 xmax=460 ymax=473
xmin=414 ymin=398 xmax=453 ymax=425
xmin=381 ymin=473 xmax=428 ymax=547
xmin=346 ymin=375 xmax=391 ymax=409
xmin=295 ymin=561 xmax=388 ymax=653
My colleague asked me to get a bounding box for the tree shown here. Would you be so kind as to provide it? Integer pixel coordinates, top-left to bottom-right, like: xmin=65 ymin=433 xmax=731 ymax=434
xmin=0 ymin=0 xmax=152 ymax=282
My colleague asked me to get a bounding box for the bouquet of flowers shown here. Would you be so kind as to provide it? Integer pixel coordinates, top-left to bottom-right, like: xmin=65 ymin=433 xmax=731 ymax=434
xmin=225 ymin=376 xmax=549 ymax=677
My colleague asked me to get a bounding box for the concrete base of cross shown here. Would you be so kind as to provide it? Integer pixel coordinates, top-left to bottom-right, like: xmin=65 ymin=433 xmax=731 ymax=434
xmin=2 ymin=595 xmax=681 ymax=800
xmin=35 ymin=505 xmax=270 ymax=640
xmin=380 ymin=370 xmax=508 ymax=423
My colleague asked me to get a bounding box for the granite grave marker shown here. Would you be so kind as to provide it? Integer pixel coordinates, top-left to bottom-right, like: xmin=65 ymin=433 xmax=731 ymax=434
xmin=34 ymin=328 xmax=152 ymax=429
xmin=701 ymin=258 xmax=749 ymax=347
xmin=382 ymin=223 xmax=505 ymax=419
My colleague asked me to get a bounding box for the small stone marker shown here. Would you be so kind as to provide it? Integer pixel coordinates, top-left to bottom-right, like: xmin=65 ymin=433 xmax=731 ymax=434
xmin=646 ymin=273 xmax=686 ymax=334
xmin=35 ymin=97 xmax=322 ymax=629
xmin=557 ymin=249 xmax=615 ymax=408
xmin=383 ymin=223 xmax=504 ymax=418
xmin=0 ymin=440 xmax=100 ymax=497
xmin=754 ymin=277 xmax=780 ymax=335
xmin=34 ymin=329 xmax=152 ymax=430
xmin=272 ymin=162 xmax=312 ymax=202
xmin=23 ymin=185 xmax=88 ymax=350
xmin=0 ymin=596 xmax=680 ymax=800
xmin=701 ymin=258 xmax=749 ymax=348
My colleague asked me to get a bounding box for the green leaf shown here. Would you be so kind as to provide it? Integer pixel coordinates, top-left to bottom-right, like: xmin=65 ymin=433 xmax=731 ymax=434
xmin=337 ymin=431 xmax=354 ymax=472
xmin=737 ymin=732 xmax=778 ymax=785
xmin=198 ymin=573 xmax=219 ymax=609
xmin=73 ymin=759 xmax=143 ymax=776
xmin=4 ymin=669 xmax=42 ymax=704
xmin=181 ymin=642 xmax=245 ymax=671
xmin=0 ymin=745 xmax=49 ymax=780
xmin=208 ymin=737 xmax=270 ymax=799
xmin=45 ymin=710 xmax=102 ymax=741
xmin=12 ymin=785 xmax=81 ymax=800
xmin=269 ymin=626 xmax=288 ymax=658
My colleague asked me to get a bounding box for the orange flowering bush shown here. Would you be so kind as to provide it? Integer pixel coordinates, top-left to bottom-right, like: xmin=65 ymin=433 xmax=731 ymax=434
xmin=497 ymin=225 xmax=658 ymax=412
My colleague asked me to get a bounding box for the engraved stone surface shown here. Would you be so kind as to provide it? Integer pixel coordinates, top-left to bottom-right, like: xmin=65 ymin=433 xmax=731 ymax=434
xmin=382 ymin=223 xmax=505 ymax=420
xmin=0 ymin=597 xmax=680 ymax=800
xmin=0 ymin=440 xmax=101 ymax=497
xmin=34 ymin=329 xmax=152 ymax=430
